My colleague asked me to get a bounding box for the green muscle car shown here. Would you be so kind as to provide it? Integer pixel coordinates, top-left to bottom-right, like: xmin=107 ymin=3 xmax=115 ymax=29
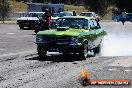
xmin=35 ymin=16 xmax=107 ymax=59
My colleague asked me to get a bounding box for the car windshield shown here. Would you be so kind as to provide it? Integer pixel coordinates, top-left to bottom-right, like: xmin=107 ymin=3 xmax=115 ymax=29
xmin=127 ymin=13 xmax=132 ymax=16
xmin=56 ymin=18 xmax=88 ymax=29
xmin=53 ymin=13 xmax=60 ymax=17
xmin=59 ymin=13 xmax=73 ymax=17
xmin=26 ymin=13 xmax=43 ymax=17
xmin=80 ymin=13 xmax=92 ymax=17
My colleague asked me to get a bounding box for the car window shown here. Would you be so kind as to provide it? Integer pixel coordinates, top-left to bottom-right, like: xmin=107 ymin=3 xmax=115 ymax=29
xmin=59 ymin=13 xmax=73 ymax=17
xmin=56 ymin=18 xmax=88 ymax=29
xmin=26 ymin=13 xmax=43 ymax=17
xmin=89 ymin=19 xmax=101 ymax=29
xmin=127 ymin=14 xmax=132 ymax=16
xmin=92 ymin=20 xmax=98 ymax=26
xmin=53 ymin=13 xmax=60 ymax=17
xmin=89 ymin=20 xmax=94 ymax=28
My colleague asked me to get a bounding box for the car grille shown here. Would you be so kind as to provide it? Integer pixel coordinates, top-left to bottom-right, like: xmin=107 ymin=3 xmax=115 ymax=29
xmin=43 ymin=36 xmax=71 ymax=44
xmin=21 ymin=20 xmax=35 ymax=23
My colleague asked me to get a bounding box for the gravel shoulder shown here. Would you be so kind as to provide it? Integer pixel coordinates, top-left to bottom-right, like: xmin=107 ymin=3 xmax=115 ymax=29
xmin=0 ymin=54 xmax=132 ymax=88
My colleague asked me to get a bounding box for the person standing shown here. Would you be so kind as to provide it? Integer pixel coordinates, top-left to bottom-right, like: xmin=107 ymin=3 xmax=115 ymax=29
xmin=73 ymin=11 xmax=77 ymax=16
xmin=42 ymin=8 xmax=51 ymax=30
xmin=121 ymin=9 xmax=127 ymax=25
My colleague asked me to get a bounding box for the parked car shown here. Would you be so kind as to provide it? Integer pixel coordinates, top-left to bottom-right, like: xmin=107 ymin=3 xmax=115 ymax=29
xmin=112 ymin=13 xmax=132 ymax=22
xmin=51 ymin=12 xmax=74 ymax=26
xmin=51 ymin=12 xmax=73 ymax=22
xmin=35 ymin=16 xmax=107 ymax=59
xmin=112 ymin=15 xmax=121 ymax=22
xmin=126 ymin=13 xmax=132 ymax=22
xmin=51 ymin=13 xmax=61 ymax=20
xmin=80 ymin=12 xmax=100 ymax=22
xmin=17 ymin=12 xmax=45 ymax=29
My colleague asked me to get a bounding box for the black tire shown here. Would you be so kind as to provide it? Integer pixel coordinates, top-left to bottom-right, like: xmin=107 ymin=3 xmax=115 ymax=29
xmin=37 ymin=46 xmax=47 ymax=58
xmin=113 ymin=19 xmax=118 ymax=22
xmin=93 ymin=44 xmax=101 ymax=55
xmin=130 ymin=19 xmax=132 ymax=22
xmin=79 ymin=42 xmax=88 ymax=59
xmin=19 ymin=25 xmax=24 ymax=29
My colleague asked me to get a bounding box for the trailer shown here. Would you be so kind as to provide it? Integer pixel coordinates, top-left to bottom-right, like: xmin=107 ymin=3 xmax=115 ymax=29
xmin=27 ymin=3 xmax=64 ymax=14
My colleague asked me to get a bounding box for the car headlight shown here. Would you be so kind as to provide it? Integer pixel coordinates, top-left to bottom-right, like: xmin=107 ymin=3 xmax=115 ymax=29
xmin=36 ymin=36 xmax=43 ymax=43
xmin=37 ymin=20 xmax=41 ymax=24
xmin=34 ymin=20 xmax=38 ymax=23
xmin=71 ymin=37 xmax=78 ymax=44
xmin=17 ymin=20 xmax=21 ymax=23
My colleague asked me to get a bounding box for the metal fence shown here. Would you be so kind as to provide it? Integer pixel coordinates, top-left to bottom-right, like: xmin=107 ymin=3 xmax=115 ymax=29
xmin=9 ymin=12 xmax=28 ymax=20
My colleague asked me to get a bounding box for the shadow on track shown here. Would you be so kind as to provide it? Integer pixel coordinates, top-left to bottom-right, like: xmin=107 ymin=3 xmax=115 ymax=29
xmin=25 ymin=54 xmax=89 ymax=62
xmin=19 ymin=27 xmax=35 ymax=30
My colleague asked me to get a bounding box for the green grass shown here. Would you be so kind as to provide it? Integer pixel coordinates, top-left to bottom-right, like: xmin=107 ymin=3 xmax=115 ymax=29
xmin=8 ymin=1 xmax=112 ymax=20
xmin=64 ymin=5 xmax=88 ymax=14
xmin=8 ymin=1 xmax=87 ymax=14
xmin=8 ymin=1 xmax=27 ymax=12
xmin=102 ymin=7 xmax=113 ymax=20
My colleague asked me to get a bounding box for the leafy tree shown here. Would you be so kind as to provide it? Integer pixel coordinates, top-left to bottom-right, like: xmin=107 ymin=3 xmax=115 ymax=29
xmin=32 ymin=0 xmax=44 ymax=3
xmin=83 ymin=0 xmax=108 ymax=15
xmin=0 ymin=0 xmax=11 ymax=23
xmin=115 ymin=0 xmax=132 ymax=12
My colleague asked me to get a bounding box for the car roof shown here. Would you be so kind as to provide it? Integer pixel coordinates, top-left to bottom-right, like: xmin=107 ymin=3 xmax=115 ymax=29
xmin=127 ymin=13 xmax=132 ymax=14
xmin=53 ymin=13 xmax=60 ymax=14
xmin=16 ymin=12 xmax=45 ymax=14
xmin=60 ymin=12 xmax=73 ymax=13
xmin=58 ymin=16 xmax=94 ymax=20
xmin=28 ymin=12 xmax=45 ymax=14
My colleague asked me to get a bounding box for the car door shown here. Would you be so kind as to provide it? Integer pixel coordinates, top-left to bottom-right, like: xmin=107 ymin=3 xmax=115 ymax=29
xmin=87 ymin=19 xmax=103 ymax=49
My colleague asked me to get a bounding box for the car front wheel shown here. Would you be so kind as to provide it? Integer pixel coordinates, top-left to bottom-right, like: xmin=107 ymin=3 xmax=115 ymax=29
xmin=130 ymin=19 xmax=132 ymax=22
xmin=79 ymin=42 xmax=88 ymax=59
xmin=37 ymin=46 xmax=47 ymax=58
xmin=19 ymin=25 xmax=24 ymax=29
xmin=93 ymin=44 xmax=101 ymax=55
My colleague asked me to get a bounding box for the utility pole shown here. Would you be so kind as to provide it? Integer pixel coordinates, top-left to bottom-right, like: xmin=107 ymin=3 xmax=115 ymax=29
xmin=1 ymin=0 xmax=5 ymax=23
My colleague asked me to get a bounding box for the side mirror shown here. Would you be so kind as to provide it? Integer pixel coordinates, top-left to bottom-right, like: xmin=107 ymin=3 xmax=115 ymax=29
xmin=37 ymin=16 xmax=40 ymax=18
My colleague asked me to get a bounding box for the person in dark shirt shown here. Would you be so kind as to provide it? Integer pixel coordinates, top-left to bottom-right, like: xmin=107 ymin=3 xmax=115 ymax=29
xmin=121 ymin=9 xmax=127 ymax=25
xmin=73 ymin=11 xmax=77 ymax=16
xmin=42 ymin=8 xmax=51 ymax=30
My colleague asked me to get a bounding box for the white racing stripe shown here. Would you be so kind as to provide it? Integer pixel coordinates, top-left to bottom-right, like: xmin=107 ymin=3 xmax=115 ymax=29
xmin=124 ymin=70 xmax=131 ymax=72
xmin=7 ymin=33 xmax=15 ymax=35
xmin=108 ymin=69 xmax=117 ymax=71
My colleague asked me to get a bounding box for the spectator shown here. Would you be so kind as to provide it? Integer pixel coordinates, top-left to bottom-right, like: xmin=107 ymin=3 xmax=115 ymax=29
xmin=42 ymin=8 xmax=51 ymax=30
xmin=121 ymin=9 xmax=127 ymax=25
xmin=73 ymin=11 xmax=77 ymax=16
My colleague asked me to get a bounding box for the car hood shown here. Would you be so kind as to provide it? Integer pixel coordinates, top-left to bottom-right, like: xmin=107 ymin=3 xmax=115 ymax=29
xmin=37 ymin=29 xmax=89 ymax=37
xmin=17 ymin=17 xmax=39 ymax=20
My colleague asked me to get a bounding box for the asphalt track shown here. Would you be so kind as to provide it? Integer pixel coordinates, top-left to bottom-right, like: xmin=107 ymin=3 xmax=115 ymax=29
xmin=0 ymin=21 xmax=132 ymax=88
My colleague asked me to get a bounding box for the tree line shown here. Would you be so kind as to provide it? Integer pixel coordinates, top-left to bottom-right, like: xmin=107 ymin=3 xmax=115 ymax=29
xmin=0 ymin=0 xmax=10 ymax=23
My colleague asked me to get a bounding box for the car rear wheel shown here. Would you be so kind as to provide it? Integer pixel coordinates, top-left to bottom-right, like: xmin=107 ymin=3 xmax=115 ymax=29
xmin=79 ymin=42 xmax=88 ymax=59
xmin=113 ymin=19 xmax=118 ymax=22
xmin=19 ymin=25 xmax=24 ymax=29
xmin=130 ymin=19 xmax=132 ymax=22
xmin=37 ymin=46 xmax=47 ymax=58
xmin=93 ymin=44 xmax=101 ymax=55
